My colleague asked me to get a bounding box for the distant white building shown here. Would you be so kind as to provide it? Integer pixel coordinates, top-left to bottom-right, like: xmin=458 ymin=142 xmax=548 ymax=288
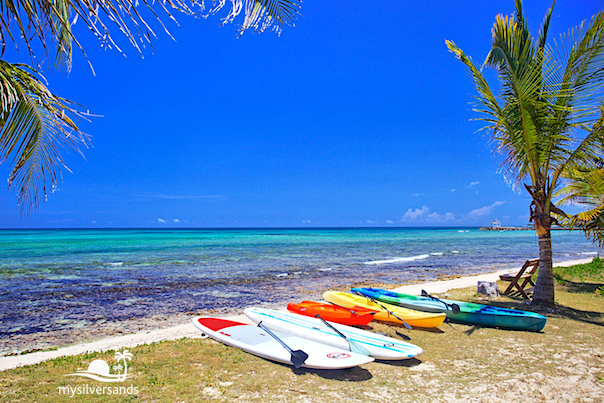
xmin=491 ymin=219 xmax=501 ymax=228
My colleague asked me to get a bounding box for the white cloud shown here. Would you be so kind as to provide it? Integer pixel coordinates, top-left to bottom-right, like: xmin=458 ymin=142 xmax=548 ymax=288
xmin=173 ymin=219 xmax=180 ymax=223
xmin=467 ymin=201 xmax=506 ymax=220
xmin=468 ymin=181 xmax=480 ymax=188
xmin=451 ymin=189 xmax=455 ymax=192
xmin=387 ymin=220 xmax=394 ymax=224
xmin=401 ymin=207 xmax=457 ymax=224
xmin=401 ymin=206 xmax=430 ymax=222
xmin=427 ymin=212 xmax=456 ymax=222
xmin=367 ymin=220 xmax=376 ymax=224
xmin=401 ymin=202 xmax=506 ymax=225
xmin=427 ymin=212 xmax=439 ymax=220
xmin=158 ymin=218 xmax=167 ymax=223
xmin=302 ymin=220 xmax=312 ymax=224
xmin=412 ymin=193 xmax=422 ymax=197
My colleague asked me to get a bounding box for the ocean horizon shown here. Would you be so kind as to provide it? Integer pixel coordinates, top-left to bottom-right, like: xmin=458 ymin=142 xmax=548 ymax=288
xmin=1 ymin=227 xmax=601 ymax=354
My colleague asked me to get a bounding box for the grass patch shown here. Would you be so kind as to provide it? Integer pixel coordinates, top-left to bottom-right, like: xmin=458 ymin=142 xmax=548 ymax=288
xmin=554 ymin=257 xmax=604 ymax=286
xmin=2 ymin=261 xmax=604 ymax=402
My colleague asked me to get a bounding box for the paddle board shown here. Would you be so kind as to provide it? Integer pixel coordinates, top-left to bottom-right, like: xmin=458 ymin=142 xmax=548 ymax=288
xmin=192 ymin=317 xmax=374 ymax=369
xmin=244 ymin=307 xmax=423 ymax=360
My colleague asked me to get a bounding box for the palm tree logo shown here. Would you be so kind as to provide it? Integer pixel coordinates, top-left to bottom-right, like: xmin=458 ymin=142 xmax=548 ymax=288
xmin=66 ymin=349 xmax=134 ymax=382
xmin=113 ymin=350 xmax=133 ymax=381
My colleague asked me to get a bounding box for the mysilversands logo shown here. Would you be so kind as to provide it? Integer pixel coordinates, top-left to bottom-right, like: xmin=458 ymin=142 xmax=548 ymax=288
xmin=58 ymin=349 xmax=139 ymax=397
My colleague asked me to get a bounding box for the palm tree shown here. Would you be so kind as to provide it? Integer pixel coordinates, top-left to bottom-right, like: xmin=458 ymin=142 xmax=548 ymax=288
xmin=446 ymin=0 xmax=604 ymax=305
xmin=1 ymin=0 xmax=301 ymax=215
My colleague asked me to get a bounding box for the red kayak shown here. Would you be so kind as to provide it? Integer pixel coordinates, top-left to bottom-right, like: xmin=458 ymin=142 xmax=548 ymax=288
xmin=287 ymin=300 xmax=377 ymax=326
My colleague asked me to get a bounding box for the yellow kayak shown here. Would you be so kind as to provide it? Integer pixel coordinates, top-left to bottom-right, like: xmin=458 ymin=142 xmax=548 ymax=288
xmin=323 ymin=291 xmax=446 ymax=328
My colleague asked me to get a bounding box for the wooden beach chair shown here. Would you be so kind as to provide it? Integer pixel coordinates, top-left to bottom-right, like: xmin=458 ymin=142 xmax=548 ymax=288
xmin=499 ymin=259 xmax=539 ymax=299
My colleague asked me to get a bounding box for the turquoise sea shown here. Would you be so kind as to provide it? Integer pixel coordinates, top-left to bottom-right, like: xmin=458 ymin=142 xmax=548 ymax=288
xmin=0 ymin=227 xmax=600 ymax=345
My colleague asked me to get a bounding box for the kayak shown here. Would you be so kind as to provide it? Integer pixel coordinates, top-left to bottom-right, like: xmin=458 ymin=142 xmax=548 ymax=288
xmin=244 ymin=307 xmax=422 ymax=360
xmin=287 ymin=300 xmax=377 ymax=326
xmin=352 ymin=288 xmax=547 ymax=332
xmin=192 ymin=317 xmax=374 ymax=369
xmin=323 ymin=291 xmax=446 ymax=328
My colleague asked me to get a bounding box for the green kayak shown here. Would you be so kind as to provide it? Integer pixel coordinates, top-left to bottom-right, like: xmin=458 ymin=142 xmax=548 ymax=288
xmin=352 ymin=287 xmax=546 ymax=332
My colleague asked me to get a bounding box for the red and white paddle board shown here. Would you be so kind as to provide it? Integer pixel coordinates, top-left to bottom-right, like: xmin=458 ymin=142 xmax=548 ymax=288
xmin=192 ymin=317 xmax=374 ymax=369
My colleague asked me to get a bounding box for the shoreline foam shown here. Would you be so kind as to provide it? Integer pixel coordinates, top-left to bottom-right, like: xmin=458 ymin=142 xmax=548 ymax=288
xmin=0 ymin=257 xmax=593 ymax=372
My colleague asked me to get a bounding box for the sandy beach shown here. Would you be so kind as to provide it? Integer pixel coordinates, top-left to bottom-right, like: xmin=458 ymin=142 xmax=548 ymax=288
xmin=0 ymin=257 xmax=593 ymax=372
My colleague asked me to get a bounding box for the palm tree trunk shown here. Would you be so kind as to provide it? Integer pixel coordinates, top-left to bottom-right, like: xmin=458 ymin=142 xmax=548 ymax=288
xmin=532 ymin=230 xmax=555 ymax=305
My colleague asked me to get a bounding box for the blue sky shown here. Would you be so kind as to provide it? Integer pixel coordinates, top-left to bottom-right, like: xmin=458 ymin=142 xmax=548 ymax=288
xmin=1 ymin=1 xmax=602 ymax=228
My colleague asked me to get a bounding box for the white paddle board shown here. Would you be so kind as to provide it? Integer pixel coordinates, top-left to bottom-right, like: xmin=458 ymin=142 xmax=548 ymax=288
xmin=244 ymin=307 xmax=423 ymax=360
xmin=192 ymin=317 xmax=374 ymax=369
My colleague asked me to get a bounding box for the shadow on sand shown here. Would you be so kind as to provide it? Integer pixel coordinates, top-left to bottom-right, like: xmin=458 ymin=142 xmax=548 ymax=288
xmin=479 ymin=285 xmax=604 ymax=328
xmin=546 ymin=305 xmax=604 ymax=327
xmin=557 ymin=280 xmax=604 ymax=294
xmin=376 ymin=321 xmax=444 ymax=334
xmin=289 ymin=357 xmax=422 ymax=380
xmin=291 ymin=365 xmax=373 ymax=381
xmin=374 ymin=357 xmax=421 ymax=368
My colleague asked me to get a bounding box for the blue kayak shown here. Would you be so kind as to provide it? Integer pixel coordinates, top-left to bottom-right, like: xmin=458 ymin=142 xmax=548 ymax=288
xmin=352 ymin=287 xmax=547 ymax=332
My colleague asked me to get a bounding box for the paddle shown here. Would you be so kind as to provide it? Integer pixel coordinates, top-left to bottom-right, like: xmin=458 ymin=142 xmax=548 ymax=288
xmin=421 ymin=289 xmax=461 ymax=315
xmin=352 ymin=291 xmax=412 ymax=330
xmin=257 ymin=322 xmax=309 ymax=368
xmin=314 ymin=314 xmax=372 ymax=356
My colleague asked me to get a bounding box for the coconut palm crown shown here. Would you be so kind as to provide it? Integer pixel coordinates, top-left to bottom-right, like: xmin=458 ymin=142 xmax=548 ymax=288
xmin=446 ymin=0 xmax=604 ymax=305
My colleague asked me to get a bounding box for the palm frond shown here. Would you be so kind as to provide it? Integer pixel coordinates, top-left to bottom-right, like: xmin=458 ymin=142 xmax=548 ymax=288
xmin=0 ymin=0 xmax=301 ymax=71
xmin=557 ymin=164 xmax=604 ymax=246
xmin=481 ymin=11 xmax=547 ymax=188
xmin=0 ymin=60 xmax=90 ymax=216
xmin=208 ymin=0 xmax=300 ymax=36
xmin=537 ymin=1 xmax=555 ymax=50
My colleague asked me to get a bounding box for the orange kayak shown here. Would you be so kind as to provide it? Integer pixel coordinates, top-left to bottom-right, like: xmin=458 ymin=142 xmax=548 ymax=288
xmin=287 ymin=300 xmax=377 ymax=326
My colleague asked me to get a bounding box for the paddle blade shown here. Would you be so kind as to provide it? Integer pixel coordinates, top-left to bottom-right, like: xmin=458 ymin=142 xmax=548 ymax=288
xmin=291 ymin=350 xmax=309 ymax=368
xmin=314 ymin=314 xmax=371 ymax=356
xmin=349 ymin=340 xmax=372 ymax=356
xmin=421 ymin=289 xmax=429 ymax=297
xmin=451 ymin=304 xmax=461 ymax=315
xmin=257 ymin=322 xmax=309 ymax=368
xmin=402 ymin=321 xmax=413 ymax=330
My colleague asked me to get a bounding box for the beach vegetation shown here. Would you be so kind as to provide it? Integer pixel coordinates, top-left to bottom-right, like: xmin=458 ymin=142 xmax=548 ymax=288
xmin=0 ymin=0 xmax=300 ymax=216
xmin=553 ymin=256 xmax=604 ymax=284
xmin=446 ymin=0 xmax=604 ymax=305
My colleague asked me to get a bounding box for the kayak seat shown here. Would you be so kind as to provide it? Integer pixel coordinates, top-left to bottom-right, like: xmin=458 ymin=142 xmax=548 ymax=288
xmin=499 ymin=259 xmax=539 ymax=299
